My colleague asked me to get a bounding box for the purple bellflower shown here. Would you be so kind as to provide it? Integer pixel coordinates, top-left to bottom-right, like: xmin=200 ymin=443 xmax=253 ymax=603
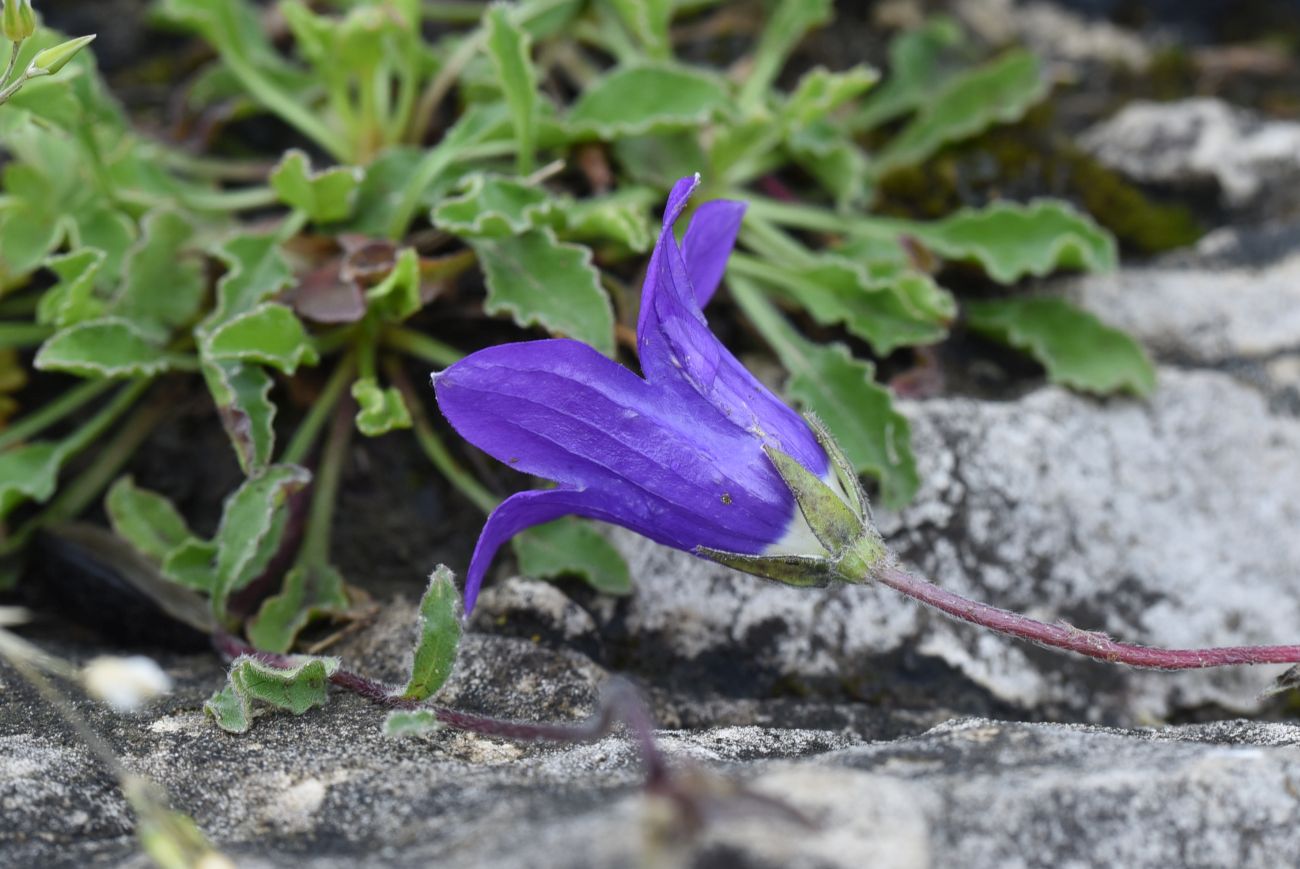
xmin=434 ymin=174 xmax=876 ymax=613
xmin=433 ymin=175 xmax=1300 ymax=679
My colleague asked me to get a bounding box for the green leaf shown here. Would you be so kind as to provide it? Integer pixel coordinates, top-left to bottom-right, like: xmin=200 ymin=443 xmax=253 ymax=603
xmin=383 ymin=709 xmax=442 ymax=739
xmin=246 ymin=563 xmax=351 ymax=653
xmin=0 ymin=442 xmax=62 ymax=520
xmin=202 ymin=360 xmax=277 ymax=475
xmin=513 ymin=518 xmax=632 ymax=595
xmin=35 ymin=317 xmax=188 ymax=378
xmin=351 ymin=377 xmax=412 ymax=437
xmin=783 ymin=65 xmax=879 ymax=128
xmin=568 ymin=65 xmax=728 ymax=140
xmin=742 ymin=254 xmax=954 ymax=356
xmin=209 ymin=233 xmax=297 ymax=326
xmin=37 ymin=248 xmax=106 ymax=328
xmin=114 ymin=210 xmax=205 ymax=340
xmin=204 ymin=654 xmax=340 ymax=733
xmin=854 ymin=17 xmax=964 ymax=131
xmin=473 ymin=228 xmax=614 ymax=355
xmin=365 ymin=247 xmax=422 ymax=322
xmin=211 ymin=465 xmax=312 ymax=615
xmin=269 ymin=149 xmax=362 ymax=223
xmin=160 ymin=537 xmax=219 ymax=593
xmin=394 ymin=566 xmax=462 ymax=701
xmin=875 ymin=50 xmax=1046 ymax=175
xmin=613 ymin=131 xmax=708 ymax=188
xmin=484 ymin=4 xmax=538 ymax=173
xmin=431 ymin=174 xmax=557 ymax=238
xmin=606 ymin=0 xmax=672 ymax=59
xmin=205 ymin=303 xmax=320 ymax=374
xmin=105 ymin=477 xmax=195 ymax=563
xmin=559 ymin=189 xmax=655 ymax=252
xmin=906 ymin=200 xmax=1117 ymax=283
xmin=203 ymin=682 xmax=251 ymax=734
xmin=966 ymin=297 xmax=1156 ymax=396
xmin=738 ymin=0 xmax=833 ymax=106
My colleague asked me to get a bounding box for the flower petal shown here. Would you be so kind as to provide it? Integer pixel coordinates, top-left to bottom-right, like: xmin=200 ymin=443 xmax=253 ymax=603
xmin=434 ymin=338 xmax=799 ymax=554
xmin=636 ymin=177 xmax=828 ymax=476
xmin=683 ymin=199 xmax=746 ymax=308
xmin=463 ymin=488 xmax=599 ymax=612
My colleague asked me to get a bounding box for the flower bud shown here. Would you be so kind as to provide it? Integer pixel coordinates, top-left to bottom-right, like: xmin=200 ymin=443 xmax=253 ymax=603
xmin=3 ymin=0 xmax=36 ymax=42
xmin=27 ymin=33 xmax=95 ymax=76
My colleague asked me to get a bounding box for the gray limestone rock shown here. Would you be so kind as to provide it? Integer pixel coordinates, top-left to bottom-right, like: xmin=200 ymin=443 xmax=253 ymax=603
xmin=4 ymin=646 xmax=1300 ymax=869
xmin=1081 ymin=98 xmax=1300 ymax=216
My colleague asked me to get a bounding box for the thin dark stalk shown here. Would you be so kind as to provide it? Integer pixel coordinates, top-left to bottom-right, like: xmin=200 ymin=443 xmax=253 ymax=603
xmin=212 ymin=632 xmax=667 ymax=783
xmin=873 ymin=563 xmax=1300 ymax=670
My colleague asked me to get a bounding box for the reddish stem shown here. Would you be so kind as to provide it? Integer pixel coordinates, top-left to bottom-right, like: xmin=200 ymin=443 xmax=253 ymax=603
xmin=873 ymin=564 xmax=1300 ymax=670
xmin=212 ymin=633 xmax=667 ymax=784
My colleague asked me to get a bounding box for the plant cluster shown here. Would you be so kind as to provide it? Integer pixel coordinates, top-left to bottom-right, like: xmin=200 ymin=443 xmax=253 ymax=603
xmin=1 ymin=0 xmax=1154 ymax=652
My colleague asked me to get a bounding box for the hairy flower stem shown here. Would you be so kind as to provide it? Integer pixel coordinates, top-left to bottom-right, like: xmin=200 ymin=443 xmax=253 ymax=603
xmin=212 ymin=632 xmax=667 ymax=785
xmin=871 ymin=563 xmax=1300 ymax=670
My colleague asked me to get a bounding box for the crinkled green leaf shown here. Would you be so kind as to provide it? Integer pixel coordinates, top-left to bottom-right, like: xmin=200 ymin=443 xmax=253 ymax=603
xmin=786 ymin=122 xmax=870 ymax=205
xmin=351 ymin=377 xmax=412 ymax=437
xmin=35 ymin=317 xmax=189 ymax=378
xmin=348 ymin=147 xmax=425 ymax=236
xmin=205 ymin=303 xmax=319 ymax=374
xmin=473 ymin=228 xmax=614 ymax=356
xmin=203 ymin=682 xmax=251 ymax=733
xmin=906 ymin=200 xmax=1117 ymax=283
xmin=513 ymin=518 xmax=632 ymax=595
xmin=114 ymin=210 xmax=205 ymax=340
xmin=105 ymin=476 xmax=195 ymax=563
xmin=432 ymin=173 xmax=557 ymax=238
xmin=269 ymin=149 xmax=361 ymax=223
xmin=160 ymin=537 xmax=219 ymax=593
xmin=202 ymin=360 xmax=276 ymax=475
xmin=875 ymin=50 xmax=1046 ymax=175
xmin=37 ymin=248 xmax=106 ymax=328
xmin=365 ymin=247 xmax=422 ymax=322
xmin=0 ymin=442 xmax=63 ymax=520
xmin=743 ymin=254 xmax=954 ymax=355
xmin=204 ymin=654 xmax=340 ymax=733
xmin=560 ymin=189 xmax=655 ymax=252
xmin=383 ymin=709 xmax=442 ymax=739
xmin=246 ymin=563 xmax=351 ymax=653
xmin=209 ymin=233 xmax=296 ymax=326
xmin=394 ymin=566 xmax=462 ymax=701
xmin=854 ymin=17 xmax=964 ymax=131
xmin=784 ymin=65 xmax=879 ymax=128
xmin=568 ymin=65 xmax=728 ymax=139
xmin=68 ymin=206 xmax=136 ymax=289
xmin=212 ymin=465 xmax=312 ymax=615
xmin=966 ymin=297 xmax=1156 ymax=396
xmin=484 ymin=4 xmax=538 ymax=173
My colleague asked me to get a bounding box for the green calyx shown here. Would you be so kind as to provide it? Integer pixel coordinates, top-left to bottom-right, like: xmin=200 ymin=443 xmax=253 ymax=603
xmin=695 ymin=413 xmax=889 ymax=588
xmin=29 ymin=34 xmax=96 ymax=77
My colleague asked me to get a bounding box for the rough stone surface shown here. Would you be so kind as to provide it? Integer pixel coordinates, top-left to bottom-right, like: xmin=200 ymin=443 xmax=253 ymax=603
xmin=4 ymin=644 xmax=1300 ymax=869
xmin=1082 ymin=98 xmax=1300 ymax=216
xmin=1066 ymin=250 xmax=1300 ymax=368
xmin=957 ymin=0 xmax=1151 ymax=70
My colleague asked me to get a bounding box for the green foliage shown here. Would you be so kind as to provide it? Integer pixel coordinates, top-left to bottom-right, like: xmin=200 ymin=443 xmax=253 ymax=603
xmin=2 ymin=3 xmax=1157 ymax=632
xmin=205 ymin=655 xmax=339 ymax=734
xmin=473 ymin=228 xmax=615 ymax=356
xmin=514 ymin=518 xmax=633 ymax=595
xmin=394 ymin=566 xmax=462 ymax=701
xmin=966 ymin=298 xmax=1156 ymax=396
xmin=383 ymin=709 xmax=442 ymax=738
